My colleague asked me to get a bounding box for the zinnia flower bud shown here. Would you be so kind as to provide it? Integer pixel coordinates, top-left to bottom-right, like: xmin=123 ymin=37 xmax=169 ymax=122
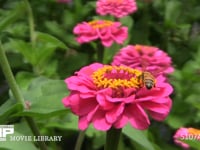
xmin=62 ymin=63 xmax=173 ymax=131
xmin=73 ymin=20 xmax=128 ymax=47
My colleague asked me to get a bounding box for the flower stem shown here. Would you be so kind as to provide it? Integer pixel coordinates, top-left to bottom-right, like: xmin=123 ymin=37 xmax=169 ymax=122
xmin=0 ymin=42 xmax=47 ymax=150
xmin=104 ymin=128 xmax=122 ymax=150
xmin=25 ymin=116 xmax=48 ymax=150
xmin=74 ymin=130 xmax=86 ymax=150
xmin=24 ymin=0 xmax=36 ymax=45
xmin=0 ymin=42 xmax=26 ymax=107
xmin=97 ymin=42 xmax=104 ymax=63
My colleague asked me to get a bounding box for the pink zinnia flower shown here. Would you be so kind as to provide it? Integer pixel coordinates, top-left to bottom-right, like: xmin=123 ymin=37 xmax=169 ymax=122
xmin=62 ymin=63 xmax=173 ymax=131
xmin=173 ymin=127 xmax=200 ymax=149
xmin=112 ymin=45 xmax=174 ymax=77
xmin=73 ymin=20 xmax=128 ymax=47
xmin=96 ymin=0 xmax=137 ymax=18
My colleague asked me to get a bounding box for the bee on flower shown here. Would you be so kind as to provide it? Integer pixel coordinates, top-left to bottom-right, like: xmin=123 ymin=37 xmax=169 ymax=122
xmin=62 ymin=63 xmax=173 ymax=131
xmin=138 ymin=71 xmax=156 ymax=90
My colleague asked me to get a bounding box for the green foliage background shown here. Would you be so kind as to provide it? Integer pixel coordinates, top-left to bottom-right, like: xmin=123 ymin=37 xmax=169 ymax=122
xmin=0 ymin=0 xmax=200 ymax=149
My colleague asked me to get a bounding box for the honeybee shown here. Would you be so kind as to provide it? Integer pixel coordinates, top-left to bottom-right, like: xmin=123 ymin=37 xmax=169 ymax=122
xmin=138 ymin=71 xmax=156 ymax=90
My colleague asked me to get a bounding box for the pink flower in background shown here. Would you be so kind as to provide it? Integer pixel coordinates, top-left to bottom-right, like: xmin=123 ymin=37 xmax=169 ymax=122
xmin=62 ymin=63 xmax=173 ymax=131
xmin=73 ymin=20 xmax=128 ymax=47
xmin=173 ymin=128 xmax=190 ymax=150
xmin=57 ymin=0 xmax=71 ymax=3
xmin=112 ymin=45 xmax=174 ymax=77
xmin=96 ymin=0 xmax=137 ymax=18
xmin=173 ymin=127 xmax=200 ymax=149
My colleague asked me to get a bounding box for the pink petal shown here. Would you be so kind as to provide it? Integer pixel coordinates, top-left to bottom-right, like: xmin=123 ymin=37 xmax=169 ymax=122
xmin=79 ymin=116 xmax=89 ymax=130
xmin=101 ymin=39 xmax=113 ymax=47
xmin=112 ymin=27 xmax=128 ymax=43
xmin=92 ymin=110 xmax=112 ymax=131
xmin=77 ymin=97 xmax=98 ymax=116
xmin=65 ymin=76 xmax=95 ymax=94
xmin=87 ymin=105 xmax=99 ymax=122
xmin=146 ymin=98 xmax=172 ymax=121
xmin=126 ymin=104 xmax=150 ymax=130
xmin=62 ymin=92 xmax=80 ymax=109
xmin=62 ymin=92 xmax=98 ymax=116
xmin=96 ymin=89 xmax=115 ymax=110
xmin=62 ymin=96 xmax=71 ymax=107
xmin=101 ymin=88 xmax=136 ymax=103
xmin=113 ymin=113 xmax=129 ymax=129
xmin=105 ymin=103 xmax=125 ymax=123
xmin=77 ymin=63 xmax=103 ymax=76
xmin=76 ymin=35 xmax=98 ymax=43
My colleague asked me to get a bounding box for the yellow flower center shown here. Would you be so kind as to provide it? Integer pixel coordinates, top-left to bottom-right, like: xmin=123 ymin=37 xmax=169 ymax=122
xmin=188 ymin=128 xmax=200 ymax=135
xmin=134 ymin=44 xmax=156 ymax=59
xmin=107 ymin=0 xmax=123 ymax=4
xmin=135 ymin=45 xmax=143 ymax=51
xmin=92 ymin=65 xmax=142 ymax=90
xmin=135 ymin=44 xmax=156 ymax=52
xmin=88 ymin=20 xmax=114 ymax=29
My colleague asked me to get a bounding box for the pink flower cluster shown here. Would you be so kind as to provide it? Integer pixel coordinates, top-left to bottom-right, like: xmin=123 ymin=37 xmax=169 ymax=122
xmin=62 ymin=63 xmax=173 ymax=131
xmin=96 ymin=0 xmax=137 ymax=18
xmin=73 ymin=20 xmax=128 ymax=47
xmin=112 ymin=45 xmax=174 ymax=77
xmin=63 ymin=0 xmax=174 ymax=133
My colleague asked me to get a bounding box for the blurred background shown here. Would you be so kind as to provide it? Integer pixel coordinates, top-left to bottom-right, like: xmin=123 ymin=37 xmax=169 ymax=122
xmin=0 ymin=0 xmax=200 ymax=149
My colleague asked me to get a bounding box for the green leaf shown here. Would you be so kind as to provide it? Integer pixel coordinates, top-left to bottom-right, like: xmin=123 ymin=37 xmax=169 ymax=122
xmin=45 ymin=21 xmax=66 ymax=38
xmin=186 ymin=94 xmax=200 ymax=110
xmin=15 ymin=77 xmax=69 ymax=117
xmin=104 ymin=44 xmax=121 ymax=64
xmin=177 ymin=24 xmax=191 ymax=41
xmin=181 ymin=139 xmax=200 ymax=150
xmin=45 ymin=112 xmax=79 ymax=131
xmin=6 ymin=52 xmax=25 ymax=68
xmin=16 ymin=71 xmax=36 ymax=90
xmin=166 ymin=115 xmax=189 ymax=129
xmin=92 ymin=132 xmax=105 ymax=150
xmin=8 ymin=39 xmax=35 ymax=65
xmin=34 ymin=46 xmax=56 ymax=67
xmin=0 ymin=2 xmax=26 ymax=32
xmin=9 ymin=32 xmax=68 ymax=68
xmin=123 ymin=124 xmax=155 ymax=150
xmin=4 ymin=22 xmax=28 ymax=38
xmin=0 ymin=99 xmax=23 ymax=124
xmin=164 ymin=1 xmax=181 ymax=27
xmin=119 ymin=16 xmax=134 ymax=31
xmin=36 ymin=32 xmax=68 ymax=50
